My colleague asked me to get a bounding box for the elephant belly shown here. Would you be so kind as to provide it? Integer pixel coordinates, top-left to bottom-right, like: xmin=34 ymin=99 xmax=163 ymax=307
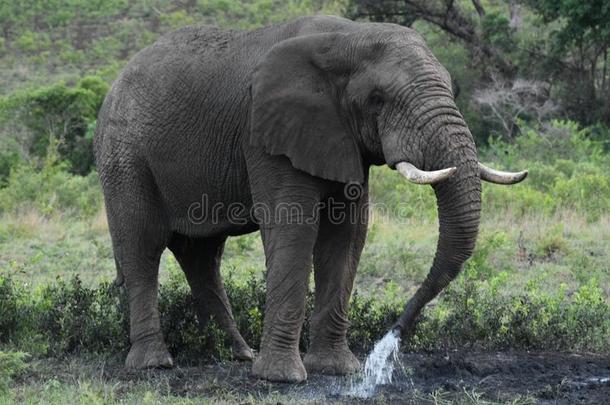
xmin=149 ymin=150 xmax=257 ymax=238
xmin=166 ymin=188 xmax=258 ymax=238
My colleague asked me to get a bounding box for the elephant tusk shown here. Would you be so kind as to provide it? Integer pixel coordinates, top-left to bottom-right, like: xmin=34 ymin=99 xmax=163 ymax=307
xmin=396 ymin=162 xmax=457 ymax=185
xmin=479 ymin=162 xmax=528 ymax=185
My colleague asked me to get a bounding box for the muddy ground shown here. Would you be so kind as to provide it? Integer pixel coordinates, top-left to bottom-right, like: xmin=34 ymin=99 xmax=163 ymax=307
xmin=18 ymin=351 xmax=610 ymax=404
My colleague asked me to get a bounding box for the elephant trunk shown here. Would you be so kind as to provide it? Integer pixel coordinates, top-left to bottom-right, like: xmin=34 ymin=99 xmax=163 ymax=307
xmin=388 ymin=103 xmax=482 ymax=337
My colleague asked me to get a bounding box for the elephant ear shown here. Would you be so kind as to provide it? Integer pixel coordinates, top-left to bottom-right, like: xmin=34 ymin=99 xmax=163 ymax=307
xmin=250 ymin=33 xmax=364 ymax=184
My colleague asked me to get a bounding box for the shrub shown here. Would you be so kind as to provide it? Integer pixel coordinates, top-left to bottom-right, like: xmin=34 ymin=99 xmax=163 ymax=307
xmin=0 ymin=158 xmax=103 ymax=217
xmin=0 ymin=76 xmax=108 ymax=175
xmin=0 ymin=262 xmax=607 ymax=364
xmin=0 ymin=350 xmax=29 ymax=393
xmin=0 ymin=139 xmax=20 ymax=187
xmin=37 ymin=277 xmax=130 ymax=356
xmin=535 ymin=223 xmax=568 ymax=259
xmin=553 ymin=172 xmax=610 ymax=220
xmin=412 ymin=262 xmax=610 ymax=352
xmin=0 ymin=276 xmax=23 ymax=343
xmin=478 ymin=120 xmax=610 ymax=220
xmin=484 ymin=120 xmax=607 ymax=167
xmin=15 ymin=31 xmax=51 ymax=53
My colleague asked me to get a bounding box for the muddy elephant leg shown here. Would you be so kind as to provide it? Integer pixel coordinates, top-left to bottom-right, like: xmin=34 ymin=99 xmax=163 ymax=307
xmin=304 ymin=187 xmax=368 ymax=375
xmin=251 ymin=223 xmax=319 ymax=383
xmin=168 ymin=234 xmax=253 ymax=360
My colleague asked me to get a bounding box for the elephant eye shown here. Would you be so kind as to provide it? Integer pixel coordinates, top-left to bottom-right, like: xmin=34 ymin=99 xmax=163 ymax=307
xmin=368 ymin=91 xmax=384 ymax=113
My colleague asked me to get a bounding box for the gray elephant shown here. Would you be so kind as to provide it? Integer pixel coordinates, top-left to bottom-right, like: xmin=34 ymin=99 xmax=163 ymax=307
xmin=94 ymin=15 xmax=526 ymax=382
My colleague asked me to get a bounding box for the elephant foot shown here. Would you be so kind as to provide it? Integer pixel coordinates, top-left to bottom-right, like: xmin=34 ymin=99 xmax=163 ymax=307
xmin=251 ymin=351 xmax=307 ymax=382
xmin=125 ymin=336 xmax=174 ymax=369
xmin=232 ymin=336 xmax=254 ymax=361
xmin=304 ymin=343 xmax=360 ymax=375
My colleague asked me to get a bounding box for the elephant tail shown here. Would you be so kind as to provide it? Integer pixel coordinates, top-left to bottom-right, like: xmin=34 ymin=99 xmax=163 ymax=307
xmin=112 ymin=254 xmax=125 ymax=288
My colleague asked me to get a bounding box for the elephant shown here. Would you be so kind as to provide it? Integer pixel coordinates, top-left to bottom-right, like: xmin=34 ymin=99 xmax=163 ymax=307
xmin=93 ymin=15 xmax=527 ymax=382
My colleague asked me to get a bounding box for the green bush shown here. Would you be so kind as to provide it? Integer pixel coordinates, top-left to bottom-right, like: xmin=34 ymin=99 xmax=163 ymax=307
xmin=0 ymin=139 xmax=20 ymax=187
xmin=0 ymin=259 xmax=607 ymax=364
xmin=15 ymin=31 xmax=51 ymax=53
xmin=0 ymin=76 xmax=108 ymax=175
xmin=37 ymin=278 xmax=130 ymax=356
xmin=0 ymin=277 xmax=23 ymax=343
xmin=477 ymin=120 xmax=610 ymax=220
xmin=0 ymin=350 xmax=29 ymax=393
xmin=484 ymin=120 xmax=607 ymax=168
xmin=0 ymin=158 xmax=102 ymax=217
xmin=411 ymin=250 xmax=610 ymax=352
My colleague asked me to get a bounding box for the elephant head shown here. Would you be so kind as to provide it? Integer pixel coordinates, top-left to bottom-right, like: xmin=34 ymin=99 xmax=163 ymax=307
xmin=250 ymin=23 xmax=527 ymax=336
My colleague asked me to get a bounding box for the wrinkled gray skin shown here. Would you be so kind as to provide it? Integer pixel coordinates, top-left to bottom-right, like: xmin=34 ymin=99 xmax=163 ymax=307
xmin=94 ymin=16 xmax=484 ymax=382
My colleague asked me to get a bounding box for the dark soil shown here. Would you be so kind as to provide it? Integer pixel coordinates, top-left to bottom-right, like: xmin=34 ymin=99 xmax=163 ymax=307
xmin=373 ymin=351 xmax=610 ymax=404
xmin=22 ymin=351 xmax=610 ymax=404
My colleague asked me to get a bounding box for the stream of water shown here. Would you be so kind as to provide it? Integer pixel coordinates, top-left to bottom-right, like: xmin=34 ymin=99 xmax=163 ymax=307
xmin=345 ymin=329 xmax=402 ymax=398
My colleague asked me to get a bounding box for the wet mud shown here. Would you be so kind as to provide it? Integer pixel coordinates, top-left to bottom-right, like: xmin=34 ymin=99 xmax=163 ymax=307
xmin=24 ymin=351 xmax=610 ymax=403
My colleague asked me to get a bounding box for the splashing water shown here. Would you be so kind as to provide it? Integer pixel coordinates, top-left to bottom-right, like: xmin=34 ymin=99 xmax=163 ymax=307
xmin=347 ymin=329 xmax=401 ymax=398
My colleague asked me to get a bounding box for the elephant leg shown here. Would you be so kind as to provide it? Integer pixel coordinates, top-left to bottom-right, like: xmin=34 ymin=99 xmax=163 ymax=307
xmin=167 ymin=234 xmax=253 ymax=360
xmin=304 ymin=188 xmax=368 ymax=375
xmin=251 ymin=223 xmax=319 ymax=383
xmin=111 ymin=216 xmax=173 ymax=369
xmin=101 ymin=161 xmax=173 ymax=369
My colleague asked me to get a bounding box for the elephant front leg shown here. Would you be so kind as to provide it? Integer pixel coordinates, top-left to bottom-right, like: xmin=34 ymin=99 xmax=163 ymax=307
xmin=304 ymin=189 xmax=368 ymax=375
xmin=251 ymin=223 xmax=318 ymax=383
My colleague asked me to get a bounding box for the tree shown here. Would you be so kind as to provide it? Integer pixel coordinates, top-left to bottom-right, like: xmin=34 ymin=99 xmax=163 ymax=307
xmin=522 ymin=0 xmax=610 ymax=124
xmin=472 ymin=75 xmax=558 ymax=137
xmin=0 ymin=76 xmax=108 ymax=175
xmin=349 ymin=0 xmax=517 ymax=77
xmin=349 ymin=0 xmax=610 ymax=128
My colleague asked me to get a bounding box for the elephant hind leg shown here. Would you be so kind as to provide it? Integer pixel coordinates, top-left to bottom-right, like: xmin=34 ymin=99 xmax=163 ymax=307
xmin=167 ymin=234 xmax=253 ymax=361
xmin=107 ymin=205 xmax=173 ymax=369
xmin=101 ymin=157 xmax=173 ymax=369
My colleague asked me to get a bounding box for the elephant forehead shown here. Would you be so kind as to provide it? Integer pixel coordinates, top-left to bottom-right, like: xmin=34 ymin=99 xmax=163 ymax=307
xmin=364 ymin=57 xmax=451 ymax=91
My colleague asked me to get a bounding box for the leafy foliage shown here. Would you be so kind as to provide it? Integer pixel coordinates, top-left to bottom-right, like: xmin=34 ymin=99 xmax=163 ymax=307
xmin=0 ymin=77 xmax=107 ymax=175
xmin=1 ymin=261 xmax=607 ymax=362
xmin=524 ymin=0 xmax=610 ymax=49
xmin=0 ymin=350 xmax=28 ymax=394
xmin=0 ymin=156 xmax=102 ymax=217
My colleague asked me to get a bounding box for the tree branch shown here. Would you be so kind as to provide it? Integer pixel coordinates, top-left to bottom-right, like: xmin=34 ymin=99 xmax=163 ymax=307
xmin=471 ymin=0 xmax=485 ymax=18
